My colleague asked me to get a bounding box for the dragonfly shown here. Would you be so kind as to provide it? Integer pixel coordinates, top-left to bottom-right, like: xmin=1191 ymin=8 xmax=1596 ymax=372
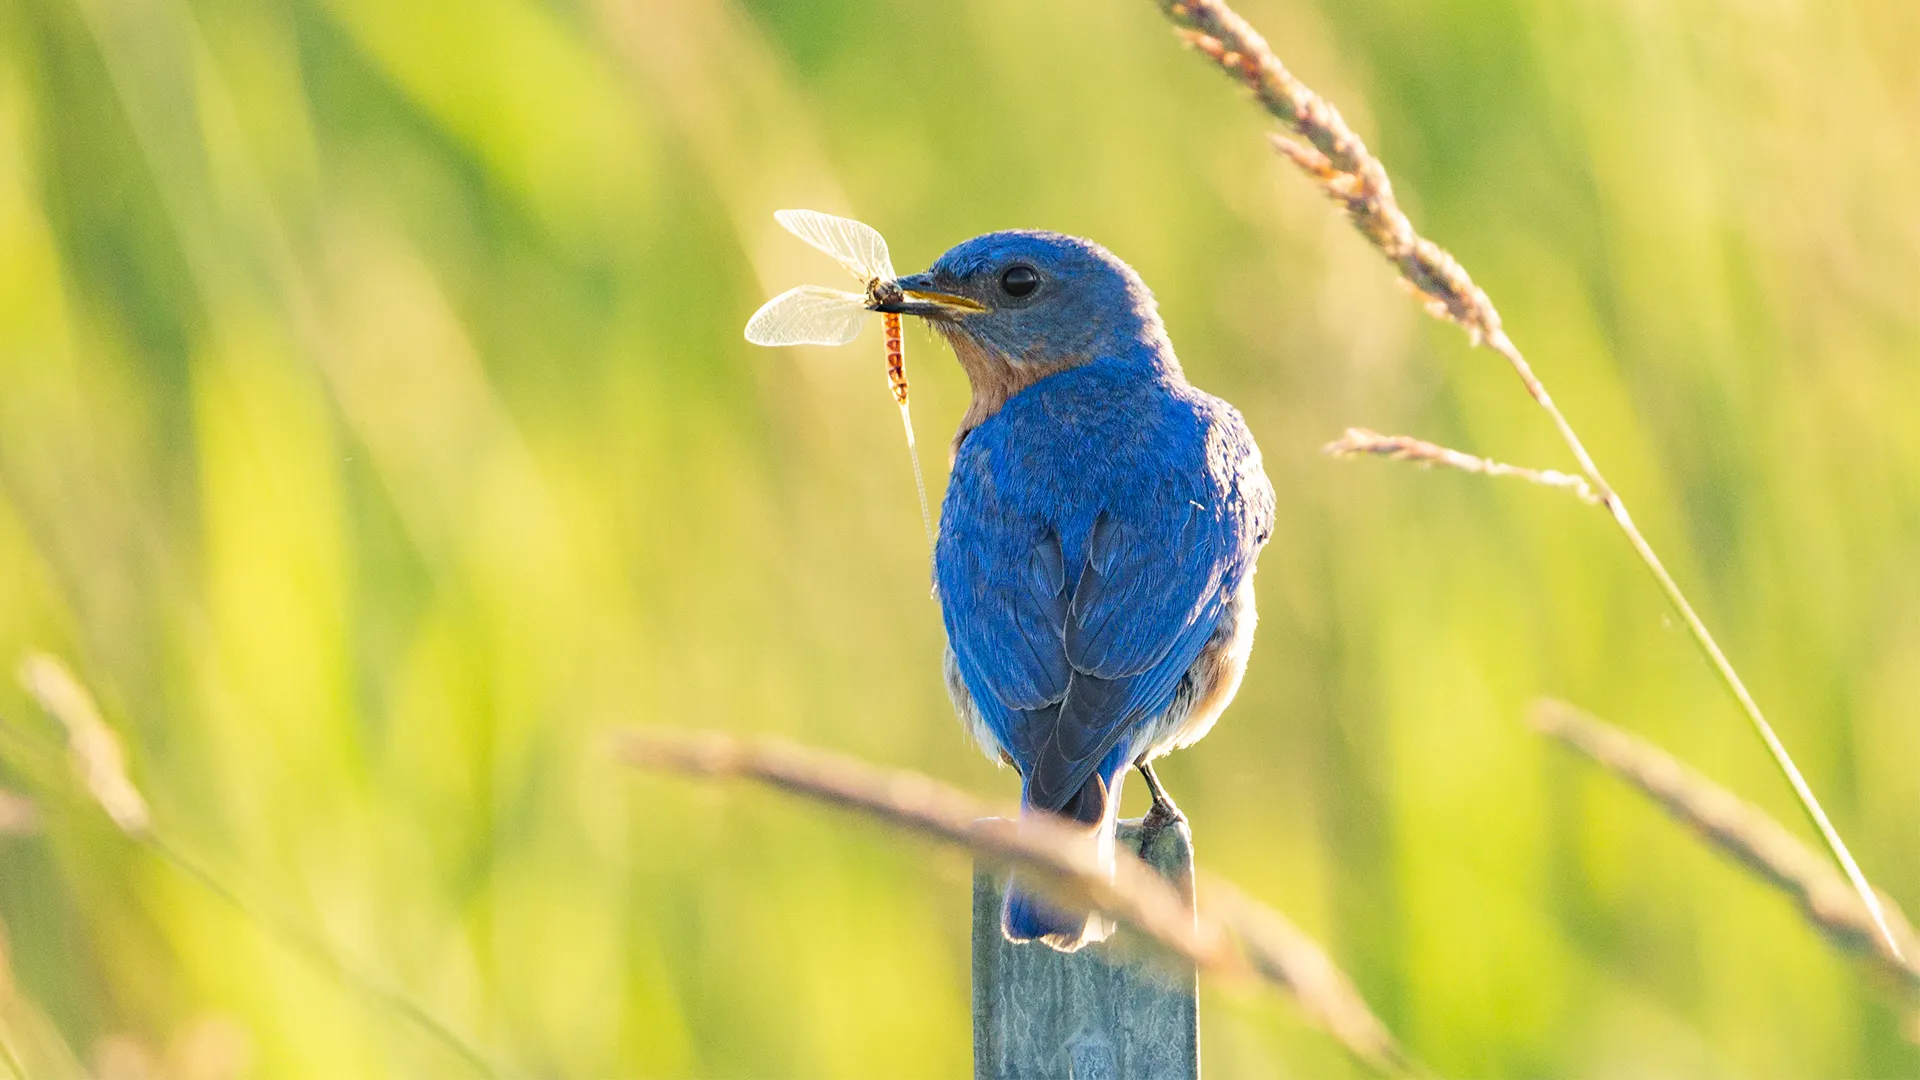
xmin=744 ymin=209 xmax=936 ymax=547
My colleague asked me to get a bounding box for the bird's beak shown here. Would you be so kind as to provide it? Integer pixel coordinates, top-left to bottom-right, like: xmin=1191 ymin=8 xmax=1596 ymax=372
xmin=868 ymin=272 xmax=986 ymax=320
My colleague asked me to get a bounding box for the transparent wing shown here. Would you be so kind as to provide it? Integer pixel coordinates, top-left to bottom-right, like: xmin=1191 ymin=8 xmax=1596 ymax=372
xmin=773 ymin=209 xmax=895 ymax=283
xmin=744 ymin=285 xmax=871 ymax=346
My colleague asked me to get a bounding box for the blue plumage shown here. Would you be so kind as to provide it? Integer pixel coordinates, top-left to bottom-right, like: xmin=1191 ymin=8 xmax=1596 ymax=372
xmin=877 ymin=231 xmax=1273 ymax=950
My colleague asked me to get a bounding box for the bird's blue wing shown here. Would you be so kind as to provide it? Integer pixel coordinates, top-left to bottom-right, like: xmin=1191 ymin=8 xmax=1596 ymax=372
xmin=1021 ymin=501 xmax=1238 ymax=812
xmin=936 ymin=471 xmax=1074 ymax=768
xmin=938 ymin=394 xmax=1271 ymax=814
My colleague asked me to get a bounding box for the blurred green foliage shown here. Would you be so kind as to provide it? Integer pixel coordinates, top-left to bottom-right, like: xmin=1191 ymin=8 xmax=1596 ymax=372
xmin=1 ymin=0 xmax=1918 ymax=1074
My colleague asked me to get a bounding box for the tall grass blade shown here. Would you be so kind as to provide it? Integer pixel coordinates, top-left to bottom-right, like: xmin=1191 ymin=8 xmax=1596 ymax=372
xmin=1153 ymin=0 xmax=1902 ymax=961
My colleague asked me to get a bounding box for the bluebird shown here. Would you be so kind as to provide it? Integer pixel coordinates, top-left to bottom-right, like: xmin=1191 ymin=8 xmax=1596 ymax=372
xmin=874 ymin=231 xmax=1274 ymax=951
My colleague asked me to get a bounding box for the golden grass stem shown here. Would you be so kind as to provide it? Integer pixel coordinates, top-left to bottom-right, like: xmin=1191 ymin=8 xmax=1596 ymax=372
xmin=17 ymin=655 xmax=150 ymax=836
xmin=10 ymin=655 xmax=506 ymax=1079
xmin=615 ymin=728 xmax=1225 ymax=964
xmin=615 ymin=727 xmax=1417 ymax=1077
xmin=1530 ymin=700 xmax=1919 ymax=992
xmin=0 ymin=920 xmax=24 ymax=1080
xmin=1199 ymin=875 xmax=1411 ymax=1070
xmin=1323 ymin=428 xmax=1599 ymax=504
xmin=0 ymin=792 xmax=35 ymax=838
xmin=1154 ymin=0 xmax=1901 ymax=961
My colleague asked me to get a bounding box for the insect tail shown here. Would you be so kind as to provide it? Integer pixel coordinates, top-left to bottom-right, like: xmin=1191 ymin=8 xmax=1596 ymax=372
xmin=899 ymin=401 xmax=934 ymax=550
xmin=882 ymin=311 xmax=934 ymax=552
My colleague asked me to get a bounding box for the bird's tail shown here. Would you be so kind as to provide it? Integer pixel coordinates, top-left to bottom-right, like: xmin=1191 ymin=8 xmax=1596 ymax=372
xmin=1001 ymin=770 xmax=1119 ymax=952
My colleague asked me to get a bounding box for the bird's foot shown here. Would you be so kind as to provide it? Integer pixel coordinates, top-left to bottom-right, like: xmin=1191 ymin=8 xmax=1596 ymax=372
xmin=1136 ymin=761 xmax=1187 ymax=834
xmin=1142 ymin=799 xmax=1186 ymax=834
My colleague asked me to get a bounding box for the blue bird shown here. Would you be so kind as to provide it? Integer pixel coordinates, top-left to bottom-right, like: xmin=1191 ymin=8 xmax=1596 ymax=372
xmin=875 ymin=231 xmax=1274 ymax=951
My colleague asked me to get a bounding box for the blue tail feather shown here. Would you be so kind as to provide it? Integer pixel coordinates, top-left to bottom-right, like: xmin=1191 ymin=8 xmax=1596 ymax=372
xmin=1002 ymin=874 xmax=1100 ymax=950
xmin=999 ymin=755 xmax=1128 ymax=952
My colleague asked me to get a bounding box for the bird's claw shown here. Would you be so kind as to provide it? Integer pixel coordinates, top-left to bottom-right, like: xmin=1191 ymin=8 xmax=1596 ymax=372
xmin=1136 ymin=760 xmax=1186 ymax=835
xmin=1141 ymin=797 xmax=1187 ymax=834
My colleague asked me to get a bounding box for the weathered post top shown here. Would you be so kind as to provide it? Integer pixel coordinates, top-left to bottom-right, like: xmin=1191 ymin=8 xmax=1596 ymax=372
xmin=972 ymin=819 xmax=1200 ymax=1080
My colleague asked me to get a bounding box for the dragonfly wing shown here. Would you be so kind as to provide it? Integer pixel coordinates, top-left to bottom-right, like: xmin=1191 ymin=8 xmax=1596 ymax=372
xmin=774 ymin=209 xmax=895 ymax=284
xmin=744 ymin=285 xmax=870 ymax=347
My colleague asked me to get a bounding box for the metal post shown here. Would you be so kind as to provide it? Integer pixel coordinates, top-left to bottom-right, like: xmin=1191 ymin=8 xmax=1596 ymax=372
xmin=972 ymin=818 xmax=1200 ymax=1080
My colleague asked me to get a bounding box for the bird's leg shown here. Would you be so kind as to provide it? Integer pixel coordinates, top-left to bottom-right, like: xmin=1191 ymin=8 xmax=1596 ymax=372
xmin=1136 ymin=760 xmax=1185 ymax=832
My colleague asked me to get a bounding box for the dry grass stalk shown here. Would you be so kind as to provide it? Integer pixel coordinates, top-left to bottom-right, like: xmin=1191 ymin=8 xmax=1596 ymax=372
xmin=1154 ymin=0 xmax=1901 ymax=961
xmin=0 ymin=792 xmax=35 ymax=838
xmin=615 ymin=728 xmax=1224 ymax=963
xmin=5 ymin=656 xmax=504 ymax=1078
xmin=1156 ymin=0 xmax=1497 ymax=343
xmin=17 ymin=655 xmax=150 ymax=836
xmin=1323 ymin=427 xmax=1598 ymax=504
xmin=615 ymin=727 xmax=1416 ymax=1076
xmin=0 ymin=933 xmax=23 ymax=1080
xmin=1530 ymin=699 xmax=1920 ymax=992
xmin=1201 ymin=876 xmax=1415 ymax=1073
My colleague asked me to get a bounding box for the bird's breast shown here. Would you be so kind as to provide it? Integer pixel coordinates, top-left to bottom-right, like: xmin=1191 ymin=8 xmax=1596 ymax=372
xmin=943 ymin=330 xmax=1080 ymax=462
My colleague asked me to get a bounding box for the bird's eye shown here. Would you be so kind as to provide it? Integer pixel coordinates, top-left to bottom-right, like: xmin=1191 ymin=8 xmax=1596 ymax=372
xmin=1000 ymin=265 xmax=1040 ymax=298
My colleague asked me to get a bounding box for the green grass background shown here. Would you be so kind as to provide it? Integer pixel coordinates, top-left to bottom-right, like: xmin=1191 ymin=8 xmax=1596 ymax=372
xmin=2 ymin=0 xmax=1919 ymax=1074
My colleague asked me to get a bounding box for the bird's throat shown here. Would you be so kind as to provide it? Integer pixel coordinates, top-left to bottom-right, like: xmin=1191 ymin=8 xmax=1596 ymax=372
xmin=943 ymin=329 xmax=1075 ymax=462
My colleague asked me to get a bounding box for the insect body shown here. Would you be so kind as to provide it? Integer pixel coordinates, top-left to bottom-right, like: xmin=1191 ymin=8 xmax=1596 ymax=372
xmin=884 ymin=312 xmax=908 ymax=407
xmin=745 ymin=210 xmax=934 ymax=548
xmin=867 ymin=277 xmax=911 ymax=409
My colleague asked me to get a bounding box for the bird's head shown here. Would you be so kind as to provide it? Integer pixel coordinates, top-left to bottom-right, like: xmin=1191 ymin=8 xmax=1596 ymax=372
xmin=873 ymin=230 xmax=1174 ymax=441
